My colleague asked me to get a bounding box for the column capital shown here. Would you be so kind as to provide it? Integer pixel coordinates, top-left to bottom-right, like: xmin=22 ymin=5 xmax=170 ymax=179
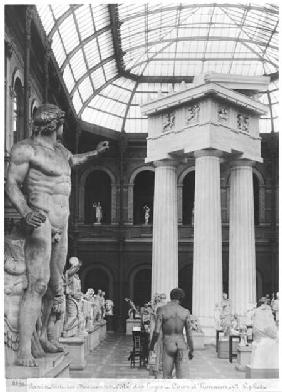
xmin=230 ymin=159 xmax=255 ymax=168
xmin=153 ymin=158 xmax=178 ymax=168
xmin=194 ymin=149 xmax=223 ymax=159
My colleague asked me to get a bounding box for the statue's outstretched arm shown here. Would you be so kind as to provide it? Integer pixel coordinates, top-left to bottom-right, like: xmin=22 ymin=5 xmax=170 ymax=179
xmin=70 ymin=141 xmax=109 ymax=167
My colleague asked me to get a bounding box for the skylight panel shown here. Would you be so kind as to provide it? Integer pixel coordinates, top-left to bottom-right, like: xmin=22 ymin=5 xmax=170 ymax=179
xmin=98 ymin=31 xmax=114 ymax=59
xmin=37 ymin=6 xmax=54 ymax=35
xmin=51 ymin=31 xmax=66 ymax=67
xmin=59 ymin=15 xmax=79 ymax=53
xmin=63 ymin=64 xmax=75 ymax=92
xmin=84 ymin=40 xmax=101 ymax=69
xmin=74 ymin=5 xmax=94 ymax=41
xmin=69 ymin=50 xmax=87 ymax=81
xmin=78 ymin=77 xmax=94 ymax=102
xmin=72 ymin=90 xmax=83 ymax=113
xmin=103 ymin=60 xmax=117 ymax=81
xmin=229 ymin=61 xmax=264 ymax=76
xmin=103 ymin=84 xmax=131 ymax=103
xmin=92 ymin=5 xmax=110 ymax=30
xmin=114 ymin=77 xmax=136 ymax=91
xmin=91 ymin=67 xmax=106 ymax=89
xmin=51 ymin=5 xmax=70 ymax=19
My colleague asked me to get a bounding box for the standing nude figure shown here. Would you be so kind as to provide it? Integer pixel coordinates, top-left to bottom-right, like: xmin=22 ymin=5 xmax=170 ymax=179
xmin=5 ymin=103 xmax=109 ymax=366
xmin=149 ymin=288 xmax=194 ymax=378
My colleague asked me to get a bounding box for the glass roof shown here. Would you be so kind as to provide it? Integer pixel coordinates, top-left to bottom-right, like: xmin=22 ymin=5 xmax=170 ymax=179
xmin=36 ymin=3 xmax=279 ymax=133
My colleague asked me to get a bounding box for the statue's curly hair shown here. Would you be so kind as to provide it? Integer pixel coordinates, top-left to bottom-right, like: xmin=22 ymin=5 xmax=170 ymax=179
xmin=32 ymin=103 xmax=65 ymax=136
xmin=170 ymin=288 xmax=185 ymax=302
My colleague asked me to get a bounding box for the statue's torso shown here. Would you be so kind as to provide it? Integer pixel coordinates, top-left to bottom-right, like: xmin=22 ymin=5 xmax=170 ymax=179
xmin=23 ymin=140 xmax=72 ymax=225
xmin=161 ymin=303 xmax=189 ymax=336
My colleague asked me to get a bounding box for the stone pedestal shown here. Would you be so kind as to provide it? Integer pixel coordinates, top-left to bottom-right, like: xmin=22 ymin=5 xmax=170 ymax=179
xmin=152 ymin=160 xmax=178 ymax=300
xmin=126 ymin=319 xmax=141 ymax=335
xmin=59 ymin=336 xmax=87 ymax=370
xmin=98 ymin=319 xmax=107 ymax=341
xmin=191 ymin=332 xmax=205 ymax=350
xmin=87 ymin=326 xmax=99 ymax=351
xmin=193 ymin=150 xmax=222 ymax=343
xmin=5 ymin=352 xmax=70 ymax=378
xmin=246 ymin=365 xmax=279 ymax=379
xmin=235 ymin=345 xmax=252 ymax=372
xmin=217 ymin=339 xmax=239 ymax=359
xmin=229 ymin=160 xmax=256 ymax=315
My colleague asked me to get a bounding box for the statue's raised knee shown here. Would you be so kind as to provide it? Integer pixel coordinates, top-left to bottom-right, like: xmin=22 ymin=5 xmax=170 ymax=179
xmin=33 ymin=279 xmax=48 ymax=296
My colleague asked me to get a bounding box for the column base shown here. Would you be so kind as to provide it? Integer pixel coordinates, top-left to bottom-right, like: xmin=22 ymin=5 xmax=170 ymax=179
xmin=246 ymin=365 xmax=279 ymax=379
xmin=235 ymin=345 xmax=252 ymax=372
xmin=197 ymin=317 xmax=216 ymax=345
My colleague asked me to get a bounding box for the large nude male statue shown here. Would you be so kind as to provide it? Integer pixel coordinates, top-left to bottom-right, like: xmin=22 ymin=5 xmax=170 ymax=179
xmin=5 ymin=103 xmax=109 ymax=366
xmin=149 ymin=288 xmax=194 ymax=378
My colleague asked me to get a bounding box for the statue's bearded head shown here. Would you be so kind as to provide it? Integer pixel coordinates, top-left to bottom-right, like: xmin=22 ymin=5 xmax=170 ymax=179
xmin=32 ymin=104 xmax=65 ymax=136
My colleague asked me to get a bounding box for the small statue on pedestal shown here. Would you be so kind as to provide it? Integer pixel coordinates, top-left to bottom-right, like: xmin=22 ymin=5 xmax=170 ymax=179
xmin=125 ymin=298 xmax=138 ymax=319
xmin=220 ymin=293 xmax=232 ymax=337
xmin=62 ymin=257 xmax=84 ymax=337
xmin=93 ymin=202 xmax=103 ymax=224
xmin=143 ymin=205 xmax=150 ymax=225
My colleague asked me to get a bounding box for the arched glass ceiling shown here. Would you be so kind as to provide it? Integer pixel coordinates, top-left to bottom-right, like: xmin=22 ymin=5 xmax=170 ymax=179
xmin=37 ymin=3 xmax=279 ymax=133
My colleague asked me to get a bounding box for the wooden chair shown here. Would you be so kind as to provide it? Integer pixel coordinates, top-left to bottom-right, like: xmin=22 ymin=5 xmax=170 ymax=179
xmin=129 ymin=331 xmax=149 ymax=368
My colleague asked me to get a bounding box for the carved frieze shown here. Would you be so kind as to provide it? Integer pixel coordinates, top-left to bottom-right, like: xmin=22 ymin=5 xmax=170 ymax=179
xmin=237 ymin=113 xmax=249 ymax=133
xmin=162 ymin=111 xmax=175 ymax=132
xmin=218 ymin=106 xmax=229 ymax=122
xmin=185 ymin=103 xmax=200 ymax=124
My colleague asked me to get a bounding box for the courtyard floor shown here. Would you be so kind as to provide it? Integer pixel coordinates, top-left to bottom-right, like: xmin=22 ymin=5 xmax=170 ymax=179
xmin=70 ymin=332 xmax=245 ymax=379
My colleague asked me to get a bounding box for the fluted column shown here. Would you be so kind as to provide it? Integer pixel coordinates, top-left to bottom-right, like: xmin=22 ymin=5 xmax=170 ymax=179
xmin=192 ymin=149 xmax=222 ymax=339
xmin=152 ymin=159 xmax=178 ymax=300
xmin=229 ymin=160 xmax=256 ymax=316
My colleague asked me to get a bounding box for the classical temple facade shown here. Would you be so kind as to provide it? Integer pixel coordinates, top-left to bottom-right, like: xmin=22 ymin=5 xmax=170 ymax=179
xmin=4 ymin=5 xmax=279 ymax=333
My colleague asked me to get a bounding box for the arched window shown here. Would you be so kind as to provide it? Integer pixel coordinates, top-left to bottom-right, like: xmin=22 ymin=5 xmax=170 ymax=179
xmin=182 ymin=171 xmax=195 ymax=225
xmin=133 ymin=170 xmax=154 ymax=225
xmin=132 ymin=268 xmax=152 ymax=307
xmin=84 ymin=170 xmax=111 ymax=224
xmin=82 ymin=268 xmax=110 ymax=295
xmin=12 ymin=78 xmax=24 ymax=143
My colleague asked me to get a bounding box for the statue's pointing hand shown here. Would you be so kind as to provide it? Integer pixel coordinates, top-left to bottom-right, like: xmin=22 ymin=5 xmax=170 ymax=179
xmin=25 ymin=210 xmax=46 ymax=228
xmin=96 ymin=141 xmax=109 ymax=154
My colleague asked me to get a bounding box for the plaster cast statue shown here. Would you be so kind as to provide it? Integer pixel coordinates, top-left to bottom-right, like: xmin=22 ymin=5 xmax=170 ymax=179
xmin=93 ymin=294 xmax=102 ymax=321
xmin=63 ymin=257 xmax=84 ymax=337
xmin=5 ymin=103 xmax=109 ymax=367
xmin=149 ymin=288 xmax=194 ymax=379
xmin=101 ymin=291 xmax=106 ymax=318
xmin=148 ymin=293 xmax=167 ymax=378
xmin=4 ymin=233 xmax=45 ymax=362
xmin=245 ymin=303 xmax=256 ymax=326
xmin=250 ymin=299 xmax=279 ymax=369
xmin=93 ymin=202 xmax=103 ymax=224
xmin=220 ymin=293 xmax=232 ymax=336
xmin=214 ymin=303 xmax=221 ymax=330
xmin=82 ymin=289 xmax=98 ymax=330
xmin=105 ymin=299 xmax=114 ymax=316
xmin=143 ymin=205 xmax=150 ymax=225
xmin=125 ymin=298 xmax=138 ymax=319
xmin=271 ymin=292 xmax=279 ymax=325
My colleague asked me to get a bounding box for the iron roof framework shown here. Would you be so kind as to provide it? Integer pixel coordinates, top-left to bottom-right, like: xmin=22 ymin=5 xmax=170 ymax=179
xmin=37 ymin=3 xmax=279 ymax=133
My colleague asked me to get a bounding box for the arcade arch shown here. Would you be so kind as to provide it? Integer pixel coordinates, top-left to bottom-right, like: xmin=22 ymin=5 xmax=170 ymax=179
xmin=78 ymin=166 xmax=117 ymax=224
